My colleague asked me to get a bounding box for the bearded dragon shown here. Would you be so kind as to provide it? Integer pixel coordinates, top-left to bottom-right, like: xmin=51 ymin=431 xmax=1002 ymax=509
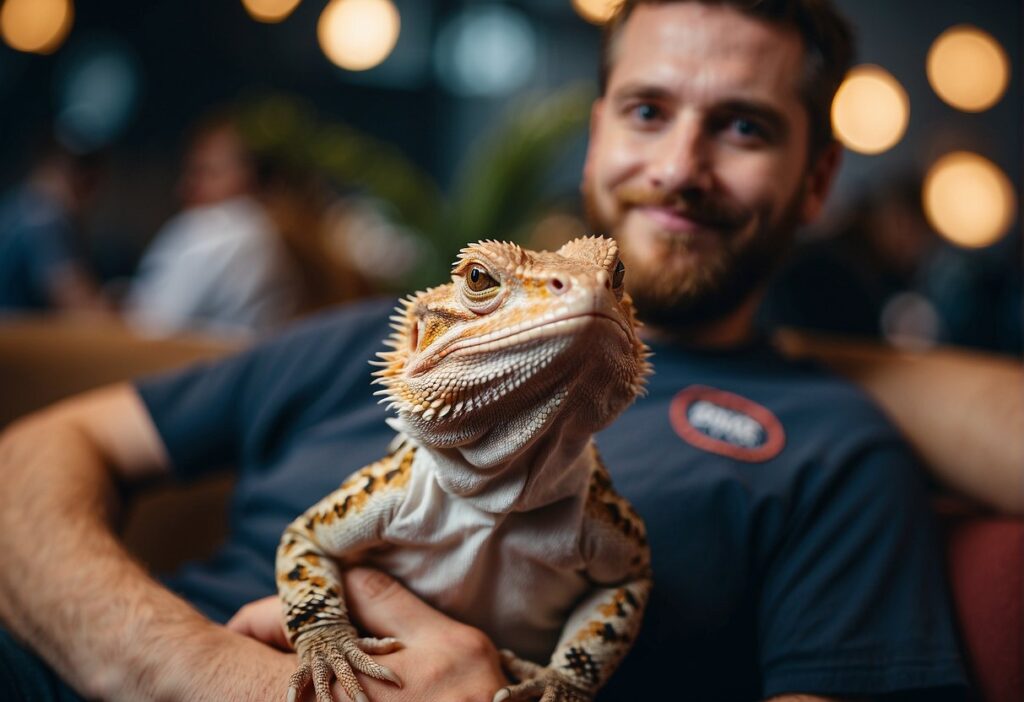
xmin=277 ymin=236 xmax=652 ymax=702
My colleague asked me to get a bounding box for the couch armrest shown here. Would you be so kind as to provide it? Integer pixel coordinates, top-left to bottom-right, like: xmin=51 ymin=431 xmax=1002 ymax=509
xmin=0 ymin=315 xmax=237 ymax=428
xmin=939 ymin=510 xmax=1024 ymax=702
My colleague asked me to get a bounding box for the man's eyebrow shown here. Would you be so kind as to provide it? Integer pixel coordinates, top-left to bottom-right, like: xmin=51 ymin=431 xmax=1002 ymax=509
xmin=609 ymin=84 xmax=675 ymax=104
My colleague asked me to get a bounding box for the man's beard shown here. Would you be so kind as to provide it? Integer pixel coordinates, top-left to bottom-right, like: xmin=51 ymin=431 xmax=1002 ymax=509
xmin=584 ymin=182 xmax=801 ymax=332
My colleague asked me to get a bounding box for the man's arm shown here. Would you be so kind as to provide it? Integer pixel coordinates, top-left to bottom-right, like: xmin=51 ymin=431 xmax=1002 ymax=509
xmin=0 ymin=384 xmax=509 ymax=701
xmin=776 ymin=329 xmax=1024 ymax=515
xmin=0 ymin=383 xmax=298 ymax=700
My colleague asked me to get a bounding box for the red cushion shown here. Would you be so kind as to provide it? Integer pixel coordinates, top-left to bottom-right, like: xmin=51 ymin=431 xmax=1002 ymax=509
xmin=941 ymin=514 xmax=1024 ymax=702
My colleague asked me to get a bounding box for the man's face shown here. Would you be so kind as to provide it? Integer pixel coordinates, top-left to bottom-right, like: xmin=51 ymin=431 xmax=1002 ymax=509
xmin=178 ymin=127 xmax=253 ymax=208
xmin=582 ymin=3 xmax=837 ymax=330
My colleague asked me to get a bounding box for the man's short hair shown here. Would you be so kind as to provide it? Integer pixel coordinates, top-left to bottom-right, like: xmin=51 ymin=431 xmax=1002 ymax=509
xmin=599 ymin=0 xmax=855 ymax=159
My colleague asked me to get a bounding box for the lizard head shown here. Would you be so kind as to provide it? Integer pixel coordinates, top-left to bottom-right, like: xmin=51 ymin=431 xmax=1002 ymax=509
xmin=373 ymin=236 xmax=652 ymax=453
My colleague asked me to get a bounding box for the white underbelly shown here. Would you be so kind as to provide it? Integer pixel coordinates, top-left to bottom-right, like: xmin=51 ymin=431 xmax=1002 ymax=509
xmin=370 ymin=470 xmax=590 ymax=663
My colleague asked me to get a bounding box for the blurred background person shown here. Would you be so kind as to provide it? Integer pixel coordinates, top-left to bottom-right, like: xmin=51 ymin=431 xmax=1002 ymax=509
xmin=252 ymin=147 xmax=377 ymax=314
xmin=0 ymin=138 xmax=112 ymax=317
xmin=760 ymin=172 xmax=1022 ymax=354
xmin=123 ymin=113 xmax=302 ymax=338
xmin=760 ymin=176 xmax=942 ymax=345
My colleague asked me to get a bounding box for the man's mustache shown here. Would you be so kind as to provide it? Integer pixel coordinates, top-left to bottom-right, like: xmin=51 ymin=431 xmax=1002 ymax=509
xmin=615 ymin=185 xmax=752 ymax=230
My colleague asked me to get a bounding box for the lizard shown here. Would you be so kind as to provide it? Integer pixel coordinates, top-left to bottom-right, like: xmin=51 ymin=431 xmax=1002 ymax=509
xmin=277 ymin=236 xmax=653 ymax=702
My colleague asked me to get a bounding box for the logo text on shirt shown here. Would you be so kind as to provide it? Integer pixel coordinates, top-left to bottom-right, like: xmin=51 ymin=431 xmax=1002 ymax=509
xmin=670 ymin=385 xmax=785 ymax=462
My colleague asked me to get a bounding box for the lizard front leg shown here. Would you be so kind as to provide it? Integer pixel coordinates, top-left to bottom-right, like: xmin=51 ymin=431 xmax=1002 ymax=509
xmin=495 ymin=456 xmax=652 ymax=702
xmin=277 ymin=450 xmax=414 ymax=702
xmin=493 ymin=577 xmax=651 ymax=702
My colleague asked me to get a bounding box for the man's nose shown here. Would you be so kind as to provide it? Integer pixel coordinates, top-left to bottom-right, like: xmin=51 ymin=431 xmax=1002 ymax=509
xmin=647 ymin=117 xmax=712 ymax=193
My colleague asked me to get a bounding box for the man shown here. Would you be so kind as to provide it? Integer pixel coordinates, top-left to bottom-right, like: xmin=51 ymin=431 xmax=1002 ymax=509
xmin=123 ymin=115 xmax=301 ymax=337
xmin=0 ymin=140 xmax=112 ymax=316
xmin=0 ymin=1 xmax=990 ymax=700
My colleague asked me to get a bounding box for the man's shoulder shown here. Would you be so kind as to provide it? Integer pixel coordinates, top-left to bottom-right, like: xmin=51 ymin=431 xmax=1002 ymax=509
xmin=134 ymin=297 xmax=398 ymax=476
xmin=205 ymin=296 xmax=398 ymax=380
xmin=275 ymin=297 xmax=396 ymax=347
xmin=137 ymin=297 xmax=396 ymax=399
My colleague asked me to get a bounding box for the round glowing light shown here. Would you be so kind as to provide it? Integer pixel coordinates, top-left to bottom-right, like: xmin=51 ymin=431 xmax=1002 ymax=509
xmin=923 ymin=152 xmax=1016 ymax=248
xmin=241 ymin=0 xmax=302 ymax=23
xmin=317 ymin=0 xmax=400 ymax=71
xmin=927 ymin=26 xmax=1009 ymax=113
xmin=572 ymin=0 xmax=621 ymax=25
xmin=56 ymin=39 xmax=141 ymax=151
xmin=0 ymin=0 xmax=73 ymax=54
xmin=831 ymin=65 xmax=909 ymax=155
xmin=434 ymin=5 xmax=537 ymax=97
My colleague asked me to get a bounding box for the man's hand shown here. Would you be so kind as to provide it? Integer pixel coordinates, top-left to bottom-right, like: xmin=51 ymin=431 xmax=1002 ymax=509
xmin=227 ymin=593 xmax=292 ymax=651
xmin=228 ymin=567 xmax=509 ymax=702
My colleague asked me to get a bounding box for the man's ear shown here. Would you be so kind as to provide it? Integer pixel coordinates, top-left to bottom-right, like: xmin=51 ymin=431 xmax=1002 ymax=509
xmin=799 ymin=140 xmax=843 ymax=225
xmin=580 ymin=99 xmax=605 ymax=194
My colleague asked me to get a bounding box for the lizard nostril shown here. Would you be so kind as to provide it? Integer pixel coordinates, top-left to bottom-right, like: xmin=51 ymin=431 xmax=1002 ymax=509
xmin=548 ymin=277 xmax=569 ymax=295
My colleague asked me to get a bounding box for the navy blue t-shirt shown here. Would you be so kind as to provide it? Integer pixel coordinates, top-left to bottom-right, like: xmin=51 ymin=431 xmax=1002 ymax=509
xmin=136 ymin=299 xmax=966 ymax=700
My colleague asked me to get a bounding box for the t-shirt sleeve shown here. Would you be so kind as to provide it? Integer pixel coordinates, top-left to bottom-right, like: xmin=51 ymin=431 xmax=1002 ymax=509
xmin=758 ymin=437 xmax=967 ymax=699
xmin=135 ymin=300 xmax=393 ymax=481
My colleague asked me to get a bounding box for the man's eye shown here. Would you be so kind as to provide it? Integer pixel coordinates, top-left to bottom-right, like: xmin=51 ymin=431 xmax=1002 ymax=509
xmin=636 ymin=104 xmax=658 ymax=120
xmin=627 ymin=102 xmax=664 ymax=126
xmin=728 ymin=118 xmax=768 ymax=142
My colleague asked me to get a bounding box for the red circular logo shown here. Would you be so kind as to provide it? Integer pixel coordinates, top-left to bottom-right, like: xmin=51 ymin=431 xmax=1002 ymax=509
xmin=669 ymin=385 xmax=785 ymax=462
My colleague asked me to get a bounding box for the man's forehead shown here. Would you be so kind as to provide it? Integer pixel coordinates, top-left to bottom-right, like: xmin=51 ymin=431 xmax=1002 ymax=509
xmin=608 ymin=3 xmax=805 ymax=102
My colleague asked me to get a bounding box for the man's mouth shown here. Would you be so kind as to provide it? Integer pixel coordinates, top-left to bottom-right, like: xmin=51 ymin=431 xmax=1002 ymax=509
xmin=637 ymin=205 xmax=725 ymax=235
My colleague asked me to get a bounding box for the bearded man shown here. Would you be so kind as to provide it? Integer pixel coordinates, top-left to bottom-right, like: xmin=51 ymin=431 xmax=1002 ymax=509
xmin=0 ymin=1 xmax=992 ymax=701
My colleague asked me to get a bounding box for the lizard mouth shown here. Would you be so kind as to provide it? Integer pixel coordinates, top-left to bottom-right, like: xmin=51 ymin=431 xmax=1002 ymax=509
xmin=428 ymin=312 xmax=629 ymax=366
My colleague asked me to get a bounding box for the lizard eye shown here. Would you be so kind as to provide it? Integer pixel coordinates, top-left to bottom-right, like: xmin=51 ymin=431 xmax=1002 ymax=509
xmin=612 ymin=259 xmax=626 ymax=289
xmin=465 ymin=264 xmax=500 ymax=294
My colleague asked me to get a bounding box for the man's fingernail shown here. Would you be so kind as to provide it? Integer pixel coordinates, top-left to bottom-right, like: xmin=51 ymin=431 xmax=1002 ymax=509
xmin=356 ymin=693 xmax=370 ymax=702
xmin=493 ymin=688 xmax=512 ymax=702
xmin=287 ymin=688 xmax=297 ymax=702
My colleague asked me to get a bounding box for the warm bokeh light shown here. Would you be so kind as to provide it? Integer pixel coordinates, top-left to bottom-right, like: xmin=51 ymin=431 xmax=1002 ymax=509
xmin=572 ymin=0 xmax=620 ymax=25
xmin=0 ymin=0 xmax=73 ymax=54
xmin=317 ymin=0 xmax=400 ymax=71
xmin=831 ymin=65 xmax=909 ymax=155
xmin=927 ymin=25 xmax=1009 ymax=113
xmin=923 ymin=152 xmax=1016 ymax=248
xmin=241 ymin=0 xmax=302 ymax=24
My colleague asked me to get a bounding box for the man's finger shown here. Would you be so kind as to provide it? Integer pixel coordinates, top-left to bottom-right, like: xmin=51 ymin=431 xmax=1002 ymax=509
xmin=226 ymin=595 xmax=292 ymax=651
xmin=343 ymin=567 xmax=453 ymax=638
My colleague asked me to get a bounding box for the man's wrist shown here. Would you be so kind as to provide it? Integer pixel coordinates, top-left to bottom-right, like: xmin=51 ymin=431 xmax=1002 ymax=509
xmin=139 ymin=623 xmax=297 ymax=702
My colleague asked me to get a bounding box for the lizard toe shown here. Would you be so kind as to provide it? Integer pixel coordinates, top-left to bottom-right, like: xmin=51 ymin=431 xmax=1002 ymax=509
xmin=287 ymin=662 xmax=312 ymax=702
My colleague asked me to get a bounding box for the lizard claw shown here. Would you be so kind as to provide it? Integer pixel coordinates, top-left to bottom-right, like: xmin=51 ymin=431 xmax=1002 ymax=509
xmin=494 ymin=650 xmax=591 ymax=702
xmin=288 ymin=627 xmax=403 ymax=702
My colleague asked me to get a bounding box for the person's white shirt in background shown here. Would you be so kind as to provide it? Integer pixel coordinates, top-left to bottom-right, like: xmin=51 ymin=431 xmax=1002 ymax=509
xmin=125 ymin=195 xmax=300 ymax=338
